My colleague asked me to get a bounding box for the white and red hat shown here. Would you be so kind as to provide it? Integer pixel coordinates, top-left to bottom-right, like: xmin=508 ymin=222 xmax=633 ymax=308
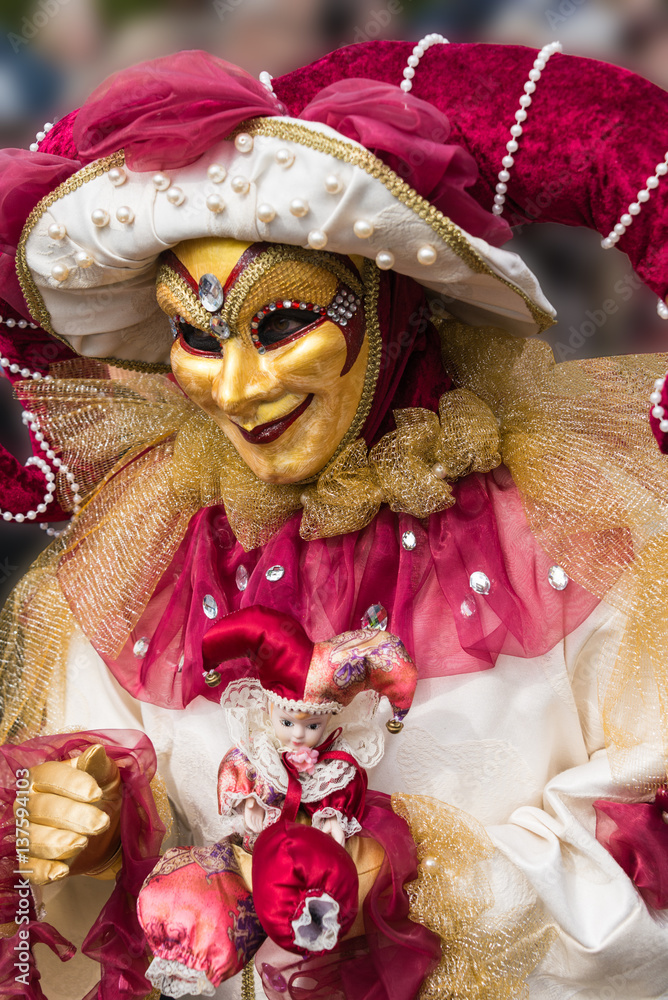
xmin=202 ymin=605 xmax=418 ymax=731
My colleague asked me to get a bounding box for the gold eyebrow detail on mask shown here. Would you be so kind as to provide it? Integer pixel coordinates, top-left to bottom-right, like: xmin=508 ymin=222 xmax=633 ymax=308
xmin=155 ymin=264 xmax=214 ymax=333
xmin=157 ymin=246 xmax=365 ymax=346
xmin=223 ymin=246 xmax=363 ymax=333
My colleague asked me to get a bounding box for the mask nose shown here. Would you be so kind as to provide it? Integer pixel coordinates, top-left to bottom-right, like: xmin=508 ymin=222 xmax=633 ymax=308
xmin=211 ymin=339 xmax=281 ymax=417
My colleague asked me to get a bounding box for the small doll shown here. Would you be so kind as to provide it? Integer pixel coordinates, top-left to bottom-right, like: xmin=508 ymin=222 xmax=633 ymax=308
xmin=138 ymin=606 xmax=440 ymax=999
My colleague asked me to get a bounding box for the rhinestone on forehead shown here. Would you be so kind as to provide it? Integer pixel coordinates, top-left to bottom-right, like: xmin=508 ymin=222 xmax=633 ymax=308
xmin=199 ymin=273 xmax=225 ymax=312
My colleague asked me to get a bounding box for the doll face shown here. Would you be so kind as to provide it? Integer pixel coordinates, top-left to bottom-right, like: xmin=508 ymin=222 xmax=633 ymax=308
xmin=162 ymin=238 xmax=369 ymax=485
xmin=270 ymin=705 xmax=330 ymax=749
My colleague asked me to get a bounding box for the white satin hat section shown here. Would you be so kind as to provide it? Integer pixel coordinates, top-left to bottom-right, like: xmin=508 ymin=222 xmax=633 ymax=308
xmin=22 ymin=117 xmax=556 ymax=364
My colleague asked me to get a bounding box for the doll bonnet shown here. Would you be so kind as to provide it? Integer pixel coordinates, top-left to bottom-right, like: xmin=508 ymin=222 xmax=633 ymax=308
xmin=202 ymin=605 xmax=418 ymax=731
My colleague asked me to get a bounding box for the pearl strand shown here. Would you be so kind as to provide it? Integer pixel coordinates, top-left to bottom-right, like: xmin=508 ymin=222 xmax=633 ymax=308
xmin=601 ymin=151 xmax=668 ymax=250
xmin=0 ymin=351 xmax=80 ymax=525
xmin=650 ymin=376 xmax=668 ymax=433
xmin=21 ymin=408 xmax=82 ymax=520
xmin=259 ymin=71 xmax=274 ymax=94
xmin=0 ymin=315 xmax=38 ymax=333
xmin=400 ymin=33 xmax=449 ymax=93
xmin=29 ymin=121 xmax=55 ymax=152
xmin=492 ymin=41 xmax=562 ymax=217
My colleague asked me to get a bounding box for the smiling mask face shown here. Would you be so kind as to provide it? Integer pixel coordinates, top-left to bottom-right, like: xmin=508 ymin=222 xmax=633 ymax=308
xmin=160 ymin=238 xmax=370 ymax=484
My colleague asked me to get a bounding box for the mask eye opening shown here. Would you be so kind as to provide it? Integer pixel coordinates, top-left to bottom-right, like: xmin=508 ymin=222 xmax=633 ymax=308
xmin=171 ymin=315 xmax=225 ymax=356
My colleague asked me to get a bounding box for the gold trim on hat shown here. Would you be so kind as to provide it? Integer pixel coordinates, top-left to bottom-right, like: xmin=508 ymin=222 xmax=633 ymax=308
xmin=235 ymin=118 xmax=555 ymax=334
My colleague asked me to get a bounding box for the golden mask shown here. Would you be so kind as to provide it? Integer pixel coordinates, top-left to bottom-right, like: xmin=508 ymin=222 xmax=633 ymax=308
xmin=159 ymin=238 xmax=373 ymax=484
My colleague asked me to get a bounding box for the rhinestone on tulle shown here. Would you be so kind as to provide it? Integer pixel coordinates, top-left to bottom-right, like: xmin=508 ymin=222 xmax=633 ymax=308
xmin=361 ymin=603 xmax=388 ymax=630
xmin=133 ymin=637 xmax=150 ymax=658
xmin=177 ymin=653 xmax=184 ymax=674
xmin=203 ymin=594 xmax=218 ymax=619
xmin=235 ymin=565 xmax=249 ymax=591
xmin=469 ymin=571 xmax=491 ymax=595
xmin=460 ymin=599 xmax=476 ymax=618
xmin=548 ymin=565 xmax=569 ymax=590
xmin=199 ymin=273 xmax=224 ymax=313
xmin=401 ymin=530 xmax=417 ymax=551
xmin=265 ymin=565 xmax=285 ymax=582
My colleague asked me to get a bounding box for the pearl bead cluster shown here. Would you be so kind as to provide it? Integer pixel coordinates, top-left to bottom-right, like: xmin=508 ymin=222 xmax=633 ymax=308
xmin=400 ymin=33 xmax=449 ymax=93
xmin=250 ymin=300 xmax=328 ymax=352
xmin=20 ymin=409 xmax=81 ymax=512
xmin=650 ymin=376 xmax=668 ymax=433
xmin=28 ymin=121 xmax=55 ymax=152
xmin=74 ymin=134 xmax=441 ymax=289
xmin=326 ymin=290 xmax=361 ymax=327
xmin=0 ymin=330 xmax=81 ymax=528
xmin=601 ymin=152 xmax=668 ymax=251
xmin=45 ymin=220 xmax=96 ymax=283
xmin=492 ymin=41 xmax=562 ymax=217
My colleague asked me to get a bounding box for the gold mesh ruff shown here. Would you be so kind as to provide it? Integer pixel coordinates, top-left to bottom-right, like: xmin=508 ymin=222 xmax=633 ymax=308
xmin=0 ymin=534 xmax=73 ymax=744
xmin=439 ymin=319 xmax=668 ymax=790
xmin=392 ymin=793 xmax=556 ymax=1000
xmin=1 ymin=320 xmax=667 ymax=796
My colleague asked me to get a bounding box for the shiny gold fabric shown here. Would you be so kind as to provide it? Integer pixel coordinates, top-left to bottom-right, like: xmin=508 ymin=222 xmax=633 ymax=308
xmin=392 ymin=793 xmax=556 ymax=1000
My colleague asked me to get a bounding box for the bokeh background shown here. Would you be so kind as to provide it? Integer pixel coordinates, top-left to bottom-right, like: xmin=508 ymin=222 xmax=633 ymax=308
xmin=1 ymin=0 xmax=667 ymax=600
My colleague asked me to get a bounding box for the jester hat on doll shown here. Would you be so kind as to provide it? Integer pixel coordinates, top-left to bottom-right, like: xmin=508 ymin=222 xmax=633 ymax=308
xmin=202 ymin=605 xmax=418 ymax=732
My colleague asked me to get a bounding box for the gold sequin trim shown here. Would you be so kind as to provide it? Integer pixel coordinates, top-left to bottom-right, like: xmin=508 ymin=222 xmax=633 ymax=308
xmin=156 ymin=264 xmax=213 ymax=332
xmin=235 ymin=119 xmax=555 ymax=334
xmin=241 ymin=959 xmax=255 ymax=1000
xmin=222 ymin=246 xmax=363 ymax=335
xmin=158 ymin=245 xmax=364 ymax=341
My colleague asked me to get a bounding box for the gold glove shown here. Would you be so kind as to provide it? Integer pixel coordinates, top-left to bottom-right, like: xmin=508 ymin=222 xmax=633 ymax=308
xmin=15 ymin=744 xmax=122 ymax=885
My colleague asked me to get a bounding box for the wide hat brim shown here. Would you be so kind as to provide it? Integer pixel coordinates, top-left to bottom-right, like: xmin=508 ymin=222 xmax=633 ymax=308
xmin=19 ymin=116 xmax=555 ymax=368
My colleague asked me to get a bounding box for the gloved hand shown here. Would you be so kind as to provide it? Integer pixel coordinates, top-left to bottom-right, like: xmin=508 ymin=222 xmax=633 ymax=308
xmin=14 ymin=743 xmax=122 ymax=885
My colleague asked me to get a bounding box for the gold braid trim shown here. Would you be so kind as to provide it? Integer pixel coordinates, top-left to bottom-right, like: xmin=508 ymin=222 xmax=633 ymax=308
xmin=241 ymin=960 xmax=255 ymax=1000
xmin=236 ymin=119 xmax=555 ymax=335
xmin=392 ymin=794 xmax=556 ymax=1000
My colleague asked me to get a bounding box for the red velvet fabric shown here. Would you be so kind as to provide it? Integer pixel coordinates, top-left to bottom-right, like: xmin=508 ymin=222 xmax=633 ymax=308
xmin=594 ymin=788 xmax=668 ymax=909
xmin=648 ymin=371 xmax=668 ymax=454
xmin=273 ymin=41 xmax=668 ymax=301
xmin=3 ymin=41 xmax=668 ymax=514
xmin=0 ymin=730 xmax=164 ymax=1000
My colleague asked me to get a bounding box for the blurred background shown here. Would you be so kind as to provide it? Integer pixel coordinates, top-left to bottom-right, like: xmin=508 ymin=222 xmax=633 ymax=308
xmin=1 ymin=0 xmax=667 ymax=598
